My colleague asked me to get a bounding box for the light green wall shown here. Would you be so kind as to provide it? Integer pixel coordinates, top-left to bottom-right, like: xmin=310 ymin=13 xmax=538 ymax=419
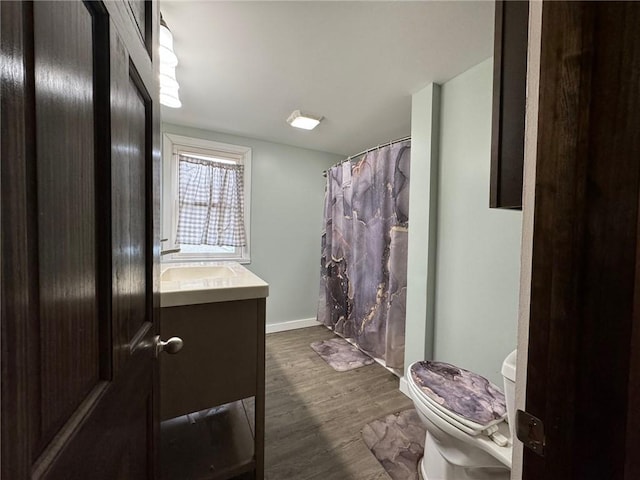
xmin=405 ymin=83 xmax=440 ymax=372
xmin=433 ymin=58 xmax=521 ymax=385
xmin=162 ymin=123 xmax=343 ymax=325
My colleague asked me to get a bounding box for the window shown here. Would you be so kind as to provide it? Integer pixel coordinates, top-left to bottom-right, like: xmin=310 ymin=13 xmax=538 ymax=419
xmin=162 ymin=133 xmax=251 ymax=262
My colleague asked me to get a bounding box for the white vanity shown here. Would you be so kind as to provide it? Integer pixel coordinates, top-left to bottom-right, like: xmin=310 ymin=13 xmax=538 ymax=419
xmin=159 ymin=263 xmax=268 ymax=480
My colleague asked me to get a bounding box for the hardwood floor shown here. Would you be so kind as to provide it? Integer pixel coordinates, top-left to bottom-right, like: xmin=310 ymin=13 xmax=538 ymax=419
xmin=264 ymin=326 xmax=414 ymax=480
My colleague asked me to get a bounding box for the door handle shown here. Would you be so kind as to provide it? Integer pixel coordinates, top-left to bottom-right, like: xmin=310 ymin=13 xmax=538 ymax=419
xmin=154 ymin=335 xmax=184 ymax=357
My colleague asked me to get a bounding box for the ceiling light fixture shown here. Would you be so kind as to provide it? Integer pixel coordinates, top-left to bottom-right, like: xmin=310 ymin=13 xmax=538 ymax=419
xmin=159 ymin=14 xmax=181 ymax=108
xmin=287 ymin=110 xmax=323 ymax=130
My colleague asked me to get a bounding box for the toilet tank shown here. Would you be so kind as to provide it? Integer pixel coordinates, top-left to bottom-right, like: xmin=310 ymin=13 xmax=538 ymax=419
xmin=501 ymin=349 xmax=517 ymax=443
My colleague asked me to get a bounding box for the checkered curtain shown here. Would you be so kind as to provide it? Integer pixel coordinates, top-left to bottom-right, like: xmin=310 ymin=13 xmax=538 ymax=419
xmin=176 ymin=154 xmax=247 ymax=247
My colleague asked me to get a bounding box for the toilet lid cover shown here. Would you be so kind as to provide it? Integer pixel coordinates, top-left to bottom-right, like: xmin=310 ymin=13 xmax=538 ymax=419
xmin=410 ymin=361 xmax=507 ymax=427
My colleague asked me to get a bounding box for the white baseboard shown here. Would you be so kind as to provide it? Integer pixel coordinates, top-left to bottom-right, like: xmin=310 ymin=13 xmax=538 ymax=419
xmin=399 ymin=376 xmax=411 ymax=399
xmin=265 ymin=317 xmax=321 ymax=334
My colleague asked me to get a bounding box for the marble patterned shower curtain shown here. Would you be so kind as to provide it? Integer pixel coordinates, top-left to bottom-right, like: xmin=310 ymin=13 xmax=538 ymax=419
xmin=318 ymin=140 xmax=410 ymax=371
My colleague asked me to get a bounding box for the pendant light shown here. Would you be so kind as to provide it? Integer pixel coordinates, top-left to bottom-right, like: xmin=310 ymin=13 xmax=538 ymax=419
xmin=159 ymin=14 xmax=181 ymax=108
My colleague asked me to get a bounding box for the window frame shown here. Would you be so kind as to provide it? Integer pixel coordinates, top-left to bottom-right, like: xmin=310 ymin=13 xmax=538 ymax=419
xmin=161 ymin=133 xmax=251 ymax=263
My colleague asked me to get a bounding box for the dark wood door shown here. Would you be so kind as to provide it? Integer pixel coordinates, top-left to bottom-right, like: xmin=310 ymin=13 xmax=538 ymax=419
xmin=1 ymin=1 xmax=161 ymax=478
xmin=522 ymin=1 xmax=640 ymax=479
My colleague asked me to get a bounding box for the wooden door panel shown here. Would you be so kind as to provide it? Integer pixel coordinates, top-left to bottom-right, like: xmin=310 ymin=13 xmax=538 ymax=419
xmin=1 ymin=2 xmax=40 ymax=475
xmin=110 ymin=25 xmax=151 ymax=374
xmin=33 ymin=0 xmax=101 ymax=451
xmin=38 ymin=346 xmax=154 ymax=479
xmin=126 ymin=0 xmax=150 ymax=53
xmin=523 ymin=2 xmax=640 ymax=479
xmin=1 ymin=1 xmax=161 ymax=478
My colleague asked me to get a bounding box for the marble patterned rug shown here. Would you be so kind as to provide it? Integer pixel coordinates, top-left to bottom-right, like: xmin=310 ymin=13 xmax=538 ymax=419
xmin=310 ymin=337 xmax=375 ymax=372
xmin=361 ymin=409 xmax=426 ymax=480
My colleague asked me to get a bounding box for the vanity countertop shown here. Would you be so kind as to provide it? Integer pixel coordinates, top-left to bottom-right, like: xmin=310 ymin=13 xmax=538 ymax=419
xmin=160 ymin=262 xmax=269 ymax=307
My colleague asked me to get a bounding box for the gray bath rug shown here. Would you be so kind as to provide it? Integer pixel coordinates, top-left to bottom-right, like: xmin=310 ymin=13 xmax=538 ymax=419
xmin=310 ymin=337 xmax=375 ymax=372
xmin=361 ymin=409 xmax=426 ymax=480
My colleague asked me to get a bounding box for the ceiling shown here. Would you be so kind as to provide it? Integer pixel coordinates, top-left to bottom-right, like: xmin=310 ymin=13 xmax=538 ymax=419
xmin=160 ymin=1 xmax=494 ymax=157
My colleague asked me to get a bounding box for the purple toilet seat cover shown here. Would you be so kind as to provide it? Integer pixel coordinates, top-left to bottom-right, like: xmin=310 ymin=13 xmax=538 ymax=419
xmin=410 ymin=361 xmax=507 ymax=427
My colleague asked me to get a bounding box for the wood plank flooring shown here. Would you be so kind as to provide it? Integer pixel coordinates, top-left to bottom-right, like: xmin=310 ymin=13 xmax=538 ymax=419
xmin=264 ymin=326 xmax=414 ymax=480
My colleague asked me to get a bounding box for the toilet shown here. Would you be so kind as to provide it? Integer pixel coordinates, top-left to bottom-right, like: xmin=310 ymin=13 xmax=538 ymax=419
xmin=407 ymin=350 xmax=517 ymax=480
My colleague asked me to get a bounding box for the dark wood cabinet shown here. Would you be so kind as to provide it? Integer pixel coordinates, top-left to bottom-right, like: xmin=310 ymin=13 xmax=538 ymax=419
xmin=490 ymin=0 xmax=529 ymax=209
xmin=159 ymin=298 xmax=266 ymax=480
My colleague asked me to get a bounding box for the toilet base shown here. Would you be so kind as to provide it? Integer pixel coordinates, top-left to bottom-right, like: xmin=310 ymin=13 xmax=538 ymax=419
xmin=421 ymin=432 xmax=510 ymax=480
xmin=418 ymin=457 xmax=425 ymax=480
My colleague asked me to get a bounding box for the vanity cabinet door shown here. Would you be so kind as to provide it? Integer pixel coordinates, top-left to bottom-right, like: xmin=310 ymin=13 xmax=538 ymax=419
xmin=159 ymin=300 xmax=260 ymax=420
xmin=490 ymin=0 xmax=529 ymax=209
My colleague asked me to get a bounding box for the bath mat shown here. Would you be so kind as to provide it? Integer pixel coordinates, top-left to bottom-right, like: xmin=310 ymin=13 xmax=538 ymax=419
xmin=361 ymin=409 xmax=426 ymax=480
xmin=310 ymin=337 xmax=375 ymax=372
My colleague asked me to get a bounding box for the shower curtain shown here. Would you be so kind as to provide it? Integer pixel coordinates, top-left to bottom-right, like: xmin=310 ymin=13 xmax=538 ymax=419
xmin=317 ymin=140 xmax=410 ymax=371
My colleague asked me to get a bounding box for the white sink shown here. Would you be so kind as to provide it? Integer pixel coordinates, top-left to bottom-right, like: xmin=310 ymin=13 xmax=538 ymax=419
xmin=160 ymin=262 xmax=269 ymax=307
xmin=161 ymin=265 xmax=235 ymax=282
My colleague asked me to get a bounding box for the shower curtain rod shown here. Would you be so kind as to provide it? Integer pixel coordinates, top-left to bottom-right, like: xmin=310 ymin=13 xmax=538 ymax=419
xmin=322 ymin=135 xmax=411 ymax=177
